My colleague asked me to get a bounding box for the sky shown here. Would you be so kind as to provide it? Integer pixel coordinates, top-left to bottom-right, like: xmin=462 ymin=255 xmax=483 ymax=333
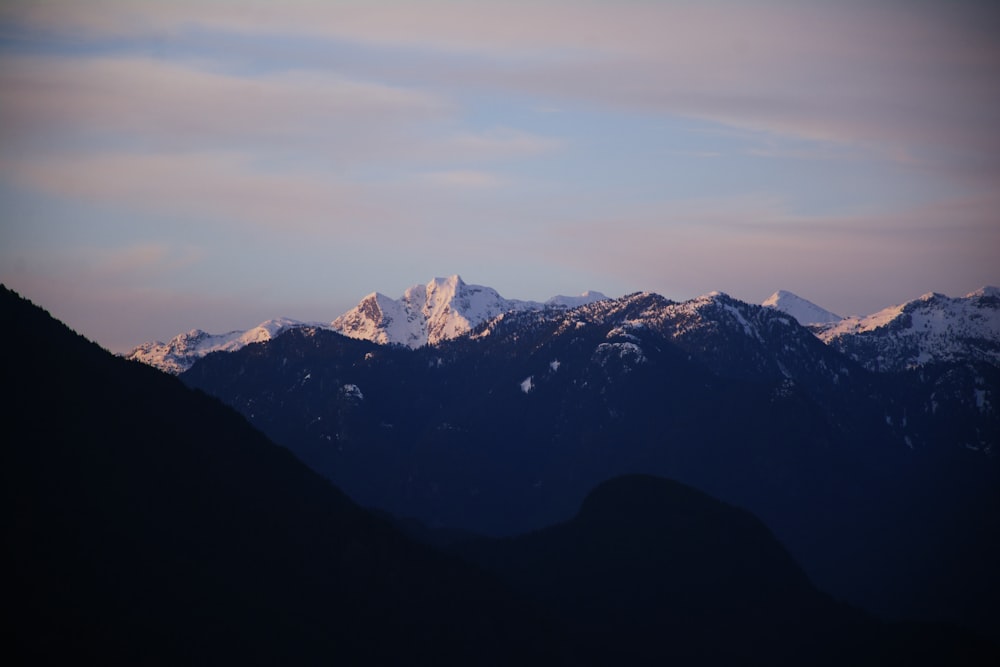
xmin=1 ymin=0 xmax=998 ymax=353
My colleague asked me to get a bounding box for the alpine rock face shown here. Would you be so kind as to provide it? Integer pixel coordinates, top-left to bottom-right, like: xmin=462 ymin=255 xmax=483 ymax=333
xmin=331 ymin=275 xmax=607 ymax=347
xmin=816 ymin=286 xmax=1000 ymax=372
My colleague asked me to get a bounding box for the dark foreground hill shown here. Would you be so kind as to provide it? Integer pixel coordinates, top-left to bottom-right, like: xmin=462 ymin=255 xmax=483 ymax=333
xmin=454 ymin=475 xmax=996 ymax=666
xmin=1 ymin=285 xmax=561 ymax=665
xmin=3 ymin=284 xmax=996 ymax=666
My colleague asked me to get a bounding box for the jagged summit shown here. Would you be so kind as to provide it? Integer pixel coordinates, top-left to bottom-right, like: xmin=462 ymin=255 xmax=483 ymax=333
xmin=762 ymin=290 xmax=843 ymax=326
xmin=332 ymin=274 xmax=607 ymax=349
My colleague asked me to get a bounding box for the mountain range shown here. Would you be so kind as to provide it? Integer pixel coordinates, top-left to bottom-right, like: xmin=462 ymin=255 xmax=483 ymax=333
xmin=174 ymin=280 xmax=1000 ymax=642
xmin=11 ymin=284 xmax=997 ymax=664
xmin=127 ymin=276 xmax=1000 ymax=376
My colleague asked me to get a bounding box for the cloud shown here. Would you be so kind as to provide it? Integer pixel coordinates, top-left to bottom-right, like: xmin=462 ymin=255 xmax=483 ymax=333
xmin=0 ymin=51 xmax=564 ymax=180
xmin=1 ymin=151 xmax=394 ymax=231
xmin=417 ymin=170 xmax=503 ymax=188
xmin=446 ymin=128 xmax=562 ymax=159
xmin=4 ymin=2 xmax=996 ymax=177
xmin=0 ymin=55 xmax=446 ymax=154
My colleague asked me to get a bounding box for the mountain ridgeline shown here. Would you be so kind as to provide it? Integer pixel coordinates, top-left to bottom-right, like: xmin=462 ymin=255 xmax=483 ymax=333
xmin=129 ymin=275 xmax=1000 ymax=374
xmin=180 ymin=287 xmax=1000 ymax=641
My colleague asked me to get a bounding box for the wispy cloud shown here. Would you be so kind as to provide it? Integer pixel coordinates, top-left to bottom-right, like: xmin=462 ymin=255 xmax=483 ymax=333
xmin=0 ymin=55 xmax=447 ymax=154
xmin=417 ymin=170 xmax=503 ymax=188
xmin=1 ymin=152 xmax=392 ymax=231
xmin=446 ymin=128 xmax=562 ymax=160
xmin=7 ymin=1 xmax=995 ymax=177
xmin=85 ymin=243 xmax=206 ymax=277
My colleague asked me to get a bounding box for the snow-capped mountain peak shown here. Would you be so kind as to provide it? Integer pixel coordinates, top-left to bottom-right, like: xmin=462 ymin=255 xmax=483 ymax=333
xmin=762 ymin=290 xmax=843 ymax=326
xmin=332 ymin=274 xmax=607 ymax=348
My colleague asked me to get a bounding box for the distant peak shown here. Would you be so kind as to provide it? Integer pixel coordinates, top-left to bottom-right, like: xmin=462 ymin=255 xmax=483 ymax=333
xmin=545 ymin=291 xmax=609 ymax=308
xmin=762 ymin=290 xmax=798 ymax=307
xmin=761 ymin=290 xmax=842 ymax=326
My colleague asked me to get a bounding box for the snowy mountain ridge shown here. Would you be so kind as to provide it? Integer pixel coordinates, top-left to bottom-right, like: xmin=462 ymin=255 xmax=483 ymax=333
xmin=816 ymin=286 xmax=1000 ymax=372
xmin=125 ymin=278 xmax=1000 ymax=375
xmin=126 ymin=317 xmax=314 ymax=375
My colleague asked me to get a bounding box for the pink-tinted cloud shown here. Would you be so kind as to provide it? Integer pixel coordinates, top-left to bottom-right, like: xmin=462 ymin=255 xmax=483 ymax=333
xmin=1 ymin=151 xmax=393 ymax=231
xmin=5 ymin=1 xmax=997 ymax=175
xmin=0 ymin=53 xmax=562 ymax=171
xmin=0 ymin=55 xmax=445 ymax=152
xmin=417 ymin=170 xmax=503 ymax=189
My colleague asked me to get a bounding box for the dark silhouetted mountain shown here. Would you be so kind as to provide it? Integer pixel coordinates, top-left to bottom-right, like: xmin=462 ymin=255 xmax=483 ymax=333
xmin=453 ymin=474 xmax=997 ymax=666
xmin=181 ymin=290 xmax=1000 ymax=641
xmin=0 ymin=285 xmax=565 ymax=665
